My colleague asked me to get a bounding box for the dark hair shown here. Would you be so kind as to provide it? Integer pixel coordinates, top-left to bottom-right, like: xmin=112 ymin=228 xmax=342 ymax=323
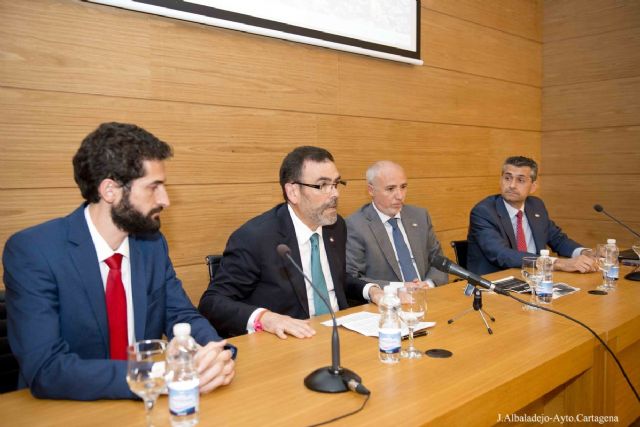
xmin=73 ymin=122 xmax=173 ymax=203
xmin=279 ymin=146 xmax=334 ymax=201
xmin=503 ymin=156 xmax=538 ymax=182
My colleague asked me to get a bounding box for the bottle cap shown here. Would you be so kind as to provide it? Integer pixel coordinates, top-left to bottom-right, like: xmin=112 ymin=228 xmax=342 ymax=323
xmin=540 ymin=249 xmax=549 ymax=256
xmin=607 ymin=238 xmax=616 ymax=244
xmin=173 ymin=323 xmax=191 ymax=337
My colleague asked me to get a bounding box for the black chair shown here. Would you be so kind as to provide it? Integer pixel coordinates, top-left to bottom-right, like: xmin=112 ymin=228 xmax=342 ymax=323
xmin=0 ymin=290 xmax=19 ymax=393
xmin=450 ymin=240 xmax=469 ymax=269
xmin=205 ymin=255 xmax=223 ymax=282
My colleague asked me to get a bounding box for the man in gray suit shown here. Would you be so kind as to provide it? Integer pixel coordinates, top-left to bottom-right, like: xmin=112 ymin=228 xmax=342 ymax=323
xmin=346 ymin=161 xmax=448 ymax=288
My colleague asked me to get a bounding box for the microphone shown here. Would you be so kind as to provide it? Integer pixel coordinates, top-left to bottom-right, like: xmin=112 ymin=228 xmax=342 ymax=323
xmin=593 ymin=204 xmax=640 ymax=239
xmin=432 ymin=255 xmax=508 ymax=295
xmin=276 ymin=244 xmax=364 ymax=394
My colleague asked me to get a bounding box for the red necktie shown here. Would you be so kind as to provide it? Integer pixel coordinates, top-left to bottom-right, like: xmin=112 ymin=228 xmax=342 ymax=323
xmin=516 ymin=210 xmax=528 ymax=252
xmin=105 ymin=253 xmax=128 ymax=360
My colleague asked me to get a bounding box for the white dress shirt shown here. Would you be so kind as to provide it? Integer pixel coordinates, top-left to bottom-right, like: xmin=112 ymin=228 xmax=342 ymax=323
xmin=84 ymin=206 xmax=135 ymax=345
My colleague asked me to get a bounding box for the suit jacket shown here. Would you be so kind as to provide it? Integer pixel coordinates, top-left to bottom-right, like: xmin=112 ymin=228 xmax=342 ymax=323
xmin=198 ymin=203 xmax=367 ymax=338
xmin=467 ymin=195 xmax=581 ymax=275
xmin=2 ymin=205 xmax=223 ymax=400
xmin=345 ymin=203 xmax=448 ymax=287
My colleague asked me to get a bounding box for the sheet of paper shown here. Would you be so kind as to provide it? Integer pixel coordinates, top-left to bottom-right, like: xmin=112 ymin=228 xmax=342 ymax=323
xmin=321 ymin=311 xmax=436 ymax=337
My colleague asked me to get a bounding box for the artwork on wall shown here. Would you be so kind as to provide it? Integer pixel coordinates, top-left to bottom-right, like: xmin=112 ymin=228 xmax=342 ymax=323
xmin=86 ymin=0 xmax=422 ymax=65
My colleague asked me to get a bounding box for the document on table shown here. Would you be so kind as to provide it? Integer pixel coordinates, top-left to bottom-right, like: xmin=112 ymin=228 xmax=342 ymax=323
xmin=321 ymin=311 xmax=436 ymax=337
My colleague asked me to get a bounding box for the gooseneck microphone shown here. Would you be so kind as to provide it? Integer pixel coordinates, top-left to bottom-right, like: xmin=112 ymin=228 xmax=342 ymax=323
xmin=593 ymin=204 xmax=640 ymax=239
xmin=432 ymin=255 xmax=508 ymax=295
xmin=276 ymin=244 xmax=369 ymax=395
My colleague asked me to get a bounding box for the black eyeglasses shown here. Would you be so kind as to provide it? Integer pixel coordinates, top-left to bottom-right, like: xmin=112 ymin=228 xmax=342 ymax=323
xmin=294 ymin=180 xmax=347 ymax=194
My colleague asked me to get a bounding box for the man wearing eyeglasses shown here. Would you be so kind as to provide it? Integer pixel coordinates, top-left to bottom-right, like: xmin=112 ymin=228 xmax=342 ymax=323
xmin=346 ymin=161 xmax=449 ymax=289
xmin=199 ymin=146 xmax=384 ymax=339
xmin=467 ymin=156 xmax=597 ymax=275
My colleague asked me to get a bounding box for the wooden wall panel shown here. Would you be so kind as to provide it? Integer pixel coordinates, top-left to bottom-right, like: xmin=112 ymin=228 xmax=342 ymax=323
xmin=542 ymin=0 xmax=640 ymax=255
xmin=1 ymin=0 xmax=542 ymax=294
xmin=544 ymin=27 xmax=640 ymax=87
xmin=424 ymin=0 xmax=542 ymax=41
xmin=544 ymin=0 xmax=640 ymax=42
xmin=543 ymin=77 xmax=640 ymax=131
xmin=542 ymin=127 xmax=640 ymax=175
xmin=338 ymin=57 xmax=540 ymax=130
xmin=422 ymin=10 xmax=541 ymax=86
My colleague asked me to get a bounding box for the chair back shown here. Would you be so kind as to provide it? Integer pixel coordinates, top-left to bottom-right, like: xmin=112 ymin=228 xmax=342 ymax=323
xmin=205 ymin=255 xmax=223 ymax=282
xmin=0 ymin=290 xmax=19 ymax=393
xmin=450 ymin=240 xmax=469 ymax=269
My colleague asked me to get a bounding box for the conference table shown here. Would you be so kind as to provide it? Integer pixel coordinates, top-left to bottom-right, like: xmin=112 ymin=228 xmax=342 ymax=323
xmin=1 ymin=268 xmax=639 ymax=426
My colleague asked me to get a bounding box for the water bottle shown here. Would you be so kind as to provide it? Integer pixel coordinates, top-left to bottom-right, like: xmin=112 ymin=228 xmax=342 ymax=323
xmin=166 ymin=323 xmax=199 ymax=427
xmin=605 ymin=238 xmax=619 ymax=283
xmin=537 ymin=250 xmax=554 ymax=304
xmin=378 ymin=286 xmax=401 ymax=364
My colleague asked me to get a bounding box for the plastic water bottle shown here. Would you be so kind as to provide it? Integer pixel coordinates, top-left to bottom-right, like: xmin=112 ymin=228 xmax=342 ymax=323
xmin=605 ymin=238 xmax=620 ymax=283
xmin=537 ymin=250 xmax=554 ymax=304
xmin=378 ymin=286 xmax=401 ymax=364
xmin=166 ymin=323 xmax=199 ymax=427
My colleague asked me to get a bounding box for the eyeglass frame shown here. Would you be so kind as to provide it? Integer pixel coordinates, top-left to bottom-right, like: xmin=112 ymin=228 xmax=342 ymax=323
xmin=293 ymin=180 xmax=347 ymax=194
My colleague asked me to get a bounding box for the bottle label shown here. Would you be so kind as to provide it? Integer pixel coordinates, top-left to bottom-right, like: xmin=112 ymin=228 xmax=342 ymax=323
xmin=379 ymin=329 xmax=401 ymax=354
xmin=608 ymin=266 xmax=619 ymax=279
xmin=168 ymin=378 xmax=199 ymax=416
xmin=538 ymin=280 xmax=553 ymax=296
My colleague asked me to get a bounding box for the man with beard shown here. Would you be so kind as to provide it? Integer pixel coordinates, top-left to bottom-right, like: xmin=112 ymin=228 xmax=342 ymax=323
xmin=346 ymin=161 xmax=449 ymax=288
xmin=2 ymin=122 xmax=235 ymax=400
xmin=467 ymin=156 xmax=597 ymax=275
xmin=199 ymin=146 xmax=384 ymax=339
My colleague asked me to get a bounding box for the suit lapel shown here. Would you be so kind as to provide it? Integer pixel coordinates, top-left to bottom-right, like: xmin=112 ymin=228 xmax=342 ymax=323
xmin=322 ymin=224 xmax=348 ymax=309
xmin=277 ymin=205 xmax=310 ymax=317
xmin=129 ymin=237 xmax=147 ymax=341
xmin=67 ymin=206 xmax=109 ymax=351
xmin=401 ymin=211 xmax=425 ymax=279
xmin=524 ymin=199 xmax=546 ymax=253
xmin=365 ymin=204 xmax=403 ymax=281
xmin=496 ymin=197 xmax=517 ymax=249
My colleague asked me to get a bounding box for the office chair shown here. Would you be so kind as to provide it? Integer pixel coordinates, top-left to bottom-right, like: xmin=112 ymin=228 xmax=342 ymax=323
xmin=0 ymin=290 xmax=19 ymax=393
xmin=205 ymin=255 xmax=223 ymax=282
xmin=450 ymin=240 xmax=469 ymax=269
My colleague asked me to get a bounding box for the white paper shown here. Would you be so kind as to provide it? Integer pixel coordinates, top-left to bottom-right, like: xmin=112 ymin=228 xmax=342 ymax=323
xmin=322 ymin=311 xmax=435 ymax=337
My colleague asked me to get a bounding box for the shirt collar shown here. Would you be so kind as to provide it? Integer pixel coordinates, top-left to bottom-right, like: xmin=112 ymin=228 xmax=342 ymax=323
xmin=372 ymin=201 xmax=401 ymax=224
xmin=502 ymin=199 xmax=523 ymax=220
xmin=287 ymin=204 xmax=321 ymax=246
xmin=84 ymin=205 xmax=130 ymax=262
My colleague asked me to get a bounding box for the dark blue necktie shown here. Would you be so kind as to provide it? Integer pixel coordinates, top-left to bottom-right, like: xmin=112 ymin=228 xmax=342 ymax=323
xmin=388 ymin=218 xmax=418 ymax=282
xmin=310 ymin=233 xmax=330 ymax=315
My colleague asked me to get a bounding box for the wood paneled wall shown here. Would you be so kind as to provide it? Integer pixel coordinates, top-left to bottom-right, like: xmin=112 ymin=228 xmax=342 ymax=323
xmin=542 ymin=0 xmax=640 ymax=252
xmin=0 ymin=0 xmax=542 ymax=303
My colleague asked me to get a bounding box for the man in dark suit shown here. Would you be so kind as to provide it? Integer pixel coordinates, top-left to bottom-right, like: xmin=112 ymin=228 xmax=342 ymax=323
xmin=199 ymin=146 xmax=384 ymax=339
xmin=346 ymin=161 xmax=448 ymax=288
xmin=2 ymin=122 xmax=235 ymax=400
xmin=467 ymin=156 xmax=597 ymax=275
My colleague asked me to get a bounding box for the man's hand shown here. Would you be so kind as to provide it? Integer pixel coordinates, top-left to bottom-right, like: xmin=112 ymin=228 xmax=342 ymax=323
xmin=368 ymin=285 xmax=384 ymax=305
xmin=261 ymin=311 xmax=316 ymax=339
xmin=194 ymin=340 xmax=236 ymax=394
xmin=554 ymin=254 xmax=598 ymax=273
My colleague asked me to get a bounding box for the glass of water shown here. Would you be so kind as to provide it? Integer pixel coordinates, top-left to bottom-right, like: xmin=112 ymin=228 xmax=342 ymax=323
xmin=521 ymin=257 xmax=540 ymax=310
xmin=398 ymin=285 xmax=427 ymax=359
xmin=126 ymin=339 xmax=167 ymax=427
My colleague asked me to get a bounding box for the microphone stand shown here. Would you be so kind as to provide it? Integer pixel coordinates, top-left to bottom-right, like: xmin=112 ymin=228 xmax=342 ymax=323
xmin=448 ymin=284 xmax=496 ymax=335
xmin=280 ymin=249 xmax=362 ymax=393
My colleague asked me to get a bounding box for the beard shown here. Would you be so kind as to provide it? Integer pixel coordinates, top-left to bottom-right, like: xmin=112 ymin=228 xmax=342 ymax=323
xmin=308 ymin=197 xmax=338 ymax=227
xmin=111 ymin=191 xmax=163 ymax=235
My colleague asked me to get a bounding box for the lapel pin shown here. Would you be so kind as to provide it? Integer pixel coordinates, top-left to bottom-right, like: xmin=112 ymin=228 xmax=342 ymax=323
xmin=412 ymin=223 xmax=418 ymax=227
xmin=329 ymin=237 xmax=334 ymax=242
xmin=534 ymin=213 xmax=540 ymax=218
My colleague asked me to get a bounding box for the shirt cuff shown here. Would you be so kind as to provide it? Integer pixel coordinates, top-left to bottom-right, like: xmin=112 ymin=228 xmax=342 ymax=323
xmin=246 ymin=308 xmax=267 ymax=334
xmin=363 ymin=283 xmax=381 ymax=301
xmin=572 ymin=247 xmax=586 ymax=258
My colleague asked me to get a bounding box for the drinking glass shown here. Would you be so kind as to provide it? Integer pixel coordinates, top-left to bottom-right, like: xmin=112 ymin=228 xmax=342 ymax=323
xmin=398 ymin=285 xmax=427 ymax=359
xmin=126 ymin=339 xmax=168 ymax=427
xmin=521 ymin=257 xmax=540 ymax=311
xmin=595 ymin=243 xmax=615 ymax=290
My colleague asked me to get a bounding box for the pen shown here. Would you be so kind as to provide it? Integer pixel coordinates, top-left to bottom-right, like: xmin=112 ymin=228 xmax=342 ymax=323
xmin=402 ymin=330 xmax=428 ymax=340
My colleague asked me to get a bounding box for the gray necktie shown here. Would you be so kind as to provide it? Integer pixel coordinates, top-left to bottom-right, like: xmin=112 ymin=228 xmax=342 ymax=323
xmin=388 ymin=218 xmax=418 ymax=282
xmin=310 ymin=233 xmax=330 ymax=315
